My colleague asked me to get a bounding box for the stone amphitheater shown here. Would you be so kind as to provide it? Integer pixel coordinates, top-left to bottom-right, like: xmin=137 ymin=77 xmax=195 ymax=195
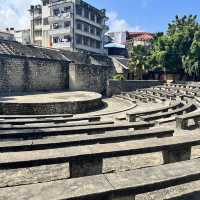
xmin=0 ymin=82 xmax=200 ymax=200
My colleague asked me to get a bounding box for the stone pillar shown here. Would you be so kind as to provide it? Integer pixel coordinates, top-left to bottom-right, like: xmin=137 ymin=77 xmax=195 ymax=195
xmin=162 ymin=147 xmax=191 ymax=164
xmin=194 ymin=117 xmax=200 ymax=127
xmin=176 ymin=118 xmax=187 ymax=130
xmin=126 ymin=113 xmax=136 ymax=122
xmin=69 ymin=157 xmax=103 ymax=178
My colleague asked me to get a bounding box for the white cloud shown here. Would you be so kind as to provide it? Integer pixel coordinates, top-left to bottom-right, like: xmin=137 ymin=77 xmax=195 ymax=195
xmin=0 ymin=0 xmax=40 ymax=30
xmin=107 ymin=11 xmax=143 ymax=32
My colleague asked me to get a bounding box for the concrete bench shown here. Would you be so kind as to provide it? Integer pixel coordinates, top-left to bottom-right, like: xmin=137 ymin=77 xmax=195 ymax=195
xmin=0 ymin=133 xmax=200 ymax=178
xmin=0 ymin=122 xmax=155 ymax=139
xmin=141 ymin=103 xmax=196 ymax=121
xmin=176 ymin=111 xmax=200 ymax=129
xmin=1 ymin=158 xmax=200 ymax=200
xmin=0 ymin=116 xmax=101 ymax=125
xmin=165 ymin=190 xmax=200 ymax=200
xmin=127 ymin=93 xmax=148 ymax=103
xmin=126 ymin=101 xmax=183 ymax=122
xmin=0 ymin=128 xmax=174 ymax=152
xmin=0 ymin=120 xmax=114 ymax=130
xmin=0 ymin=114 xmax=73 ymax=119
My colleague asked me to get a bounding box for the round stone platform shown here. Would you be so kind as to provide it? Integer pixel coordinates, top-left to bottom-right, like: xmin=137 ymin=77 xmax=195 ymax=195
xmin=0 ymin=91 xmax=103 ymax=115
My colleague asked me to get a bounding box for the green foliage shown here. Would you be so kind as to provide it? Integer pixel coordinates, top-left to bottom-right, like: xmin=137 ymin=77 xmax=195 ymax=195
xmin=113 ymin=74 xmax=126 ymax=81
xmin=148 ymin=15 xmax=200 ymax=79
xmin=128 ymin=15 xmax=200 ymax=80
xmin=128 ymin=45 xmax=150 ymax=79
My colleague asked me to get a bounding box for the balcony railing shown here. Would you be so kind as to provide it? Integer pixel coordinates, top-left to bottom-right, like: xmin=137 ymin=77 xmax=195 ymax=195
xmin=53 ymin=42 xmax=71 ymax=49
xmin=49 ymin=27 xmax=71 ymax=35
xmin=48 ymin=13 xmax=71 ymax=23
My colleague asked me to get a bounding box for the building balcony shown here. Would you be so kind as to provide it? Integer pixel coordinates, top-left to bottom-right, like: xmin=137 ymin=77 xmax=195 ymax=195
xmin=52 ymin=42 xmax=71 ymax=49
xmin=34 ymin=36 xmax=42 ymax=41
xmin=49 ymin=27 xmax=72 ymax=36
xmin=48 ymin=13 xmax=72 ymax=24
xmin=34 ymin=24 xmax=42 ymax=30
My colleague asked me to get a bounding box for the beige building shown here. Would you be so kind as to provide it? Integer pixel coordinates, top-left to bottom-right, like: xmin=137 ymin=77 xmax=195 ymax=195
xmin=14 ymin=29 xmax=31 ymax=45
xmin=29 ymin=0 xmax=108 ymax=54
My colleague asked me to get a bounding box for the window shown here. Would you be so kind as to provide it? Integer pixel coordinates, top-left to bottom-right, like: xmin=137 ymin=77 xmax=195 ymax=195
xmin=76 ymin=21 xmax=82 ymax=30
xmin=96 ymin=41 xmax=101 ymax=49
xmin=84 ymin=8 xmax=89 ymax=19
xmin=64 ymin=35 xmax=71 ymax=42
xmin=76 ymin=5 xmax=82 ymax=16
xmin=84 ymin=23 xmax=89 ymax=32
xmin=53 ymin=37 xmax=59 ymax=43
xmin=53 ymin=23 xmax=60 ymax=29
xmin=76 ymin=34 xmax=82 ymax=44
xmin=83 ymin=36 xmax=89 ymax=46
xmin=64 ymin=21 xmax=70 ymax=27
xmin=43 ymin=17 xmax=49 ymax=25
xmin=96 ymin=15 xmax=102 ymax=24
xmin=90 ymin=38 xmax=96 ymax=48
xmin=53 ymin=9 xmax=60 ymax=16
xmin=64 ymin=6 xmax=71 ymax=13
xmin=90 ymin=26 xmax=95 ymax=35
xmin=91 ymin=12 xmax=95 ymax=22
xmin=96 ymin=28 xmax=101 ymax=36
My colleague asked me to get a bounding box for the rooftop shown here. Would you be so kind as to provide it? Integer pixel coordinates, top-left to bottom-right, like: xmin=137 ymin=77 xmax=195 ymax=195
xmin=128 ymin=32 xmax=155 ymax=41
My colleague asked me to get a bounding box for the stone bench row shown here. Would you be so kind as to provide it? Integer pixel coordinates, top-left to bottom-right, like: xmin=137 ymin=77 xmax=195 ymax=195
xmin=1 ymin=149 xmax=200 ymax=200
xmin=141 ymin=103 xmax=196 ymax=121
xmin=127 ymin=93 xmax=159 ymax=103
xmin=0 ymin=122 xmax=155 ymax=139
xmin=0 ymin=128 xmax=174 ymax=152
xmin=0 ymin=116 xmax=101 ymax=125
xmin=155 ymin=86 xmax=199 ymax=97
xmin=126 ymin=101 xmax=183 ymax=122
xmin=0 ymin=120 xmax=114 ymax=130
xmin=0 ymin=113 xmax=73 ymax=119
xmin=0 ymin=133 xmax=200 ymax=179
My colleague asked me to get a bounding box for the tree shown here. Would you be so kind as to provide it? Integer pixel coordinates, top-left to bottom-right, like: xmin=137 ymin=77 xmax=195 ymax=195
xmin=149 ymin=15 xmax=200 ymax=79
xmin=128 ymin=45 xmax=149 ymax=80
xmin=182 ymin=31 xmax=200 ymax=80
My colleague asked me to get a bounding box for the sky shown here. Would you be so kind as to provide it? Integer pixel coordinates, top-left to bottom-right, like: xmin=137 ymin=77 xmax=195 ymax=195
xmin=0 ymin=0 xmax=200 ymax=32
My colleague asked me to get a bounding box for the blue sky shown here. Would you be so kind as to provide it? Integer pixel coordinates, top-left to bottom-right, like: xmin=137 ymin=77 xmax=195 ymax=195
xmin=0 ymin=0 xmax=199 ymax=32
xmin=87 ymin=0 xmax=200 ymax=32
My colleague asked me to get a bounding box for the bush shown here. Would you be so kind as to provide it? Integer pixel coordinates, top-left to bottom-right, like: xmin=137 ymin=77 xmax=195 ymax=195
xmin=113 ymin=74 xmax=126 ymax=81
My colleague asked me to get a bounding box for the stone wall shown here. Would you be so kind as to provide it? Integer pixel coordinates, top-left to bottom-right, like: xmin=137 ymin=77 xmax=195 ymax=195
xmin=69 ymin=63 xmax=114 ymax=95
xmin=107 ymin=80 xmax=163 ymax=97
xmin=0 ymin=55 xmax=69 ymax=95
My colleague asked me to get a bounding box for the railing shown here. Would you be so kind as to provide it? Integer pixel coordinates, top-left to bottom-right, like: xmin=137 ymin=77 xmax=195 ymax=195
xmin=49 ymin=27 xmax=71 ymax=35
xmin=52 ymin=42 xmax=71 ymax=49
xmin=48 ymin=13 xmax=71 ymax=23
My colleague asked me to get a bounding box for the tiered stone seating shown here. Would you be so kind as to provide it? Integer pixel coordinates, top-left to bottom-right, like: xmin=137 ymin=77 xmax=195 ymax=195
xmin=1 ymin=82 xmax=200 ymax=199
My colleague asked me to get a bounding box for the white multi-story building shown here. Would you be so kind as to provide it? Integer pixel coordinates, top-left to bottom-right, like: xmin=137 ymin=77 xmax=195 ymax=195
xmin=14 ymin=29 xmax=31 ymax=45
xmin=30 ymin=0 xmax=108 ymax=54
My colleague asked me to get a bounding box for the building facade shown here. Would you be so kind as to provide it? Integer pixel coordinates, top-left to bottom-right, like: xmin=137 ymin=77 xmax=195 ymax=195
xmin=30 ymin=0 xmax=108 ymax=54
xmin=14 ymin=29 xmax=31 ymax=45
xmin=29 ymin=5 xmax=43 ymax=46
xmin=126 ymin=32 xmax=154 ymax=48
xmin=107 ymin=31 xmax=127 ymax=45
xmin=0 ymin=29 xmax=15 ymax=41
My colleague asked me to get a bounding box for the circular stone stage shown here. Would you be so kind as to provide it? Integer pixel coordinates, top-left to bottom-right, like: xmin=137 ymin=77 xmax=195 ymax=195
xmin=0 ymin=91 xmax=103 ymax=115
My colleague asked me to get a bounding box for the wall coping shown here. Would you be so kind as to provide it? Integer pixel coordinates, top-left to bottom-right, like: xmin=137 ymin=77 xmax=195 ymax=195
xmin=0 ymin=53 xmax=71 ymax=63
